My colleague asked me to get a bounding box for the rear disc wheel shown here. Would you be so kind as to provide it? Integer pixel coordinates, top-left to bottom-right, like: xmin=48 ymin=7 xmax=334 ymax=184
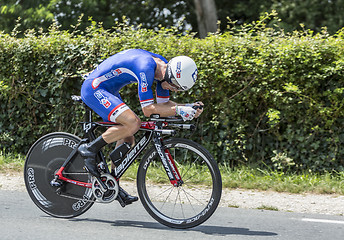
xmin=24 ymin=132 xmax=95 ymax=218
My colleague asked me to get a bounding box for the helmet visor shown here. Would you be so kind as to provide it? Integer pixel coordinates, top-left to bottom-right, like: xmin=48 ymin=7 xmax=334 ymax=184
xmin=164 ymin=63 xmax=183 ymax=90
xmin=170 ymin=77 xmax=184 ymax=90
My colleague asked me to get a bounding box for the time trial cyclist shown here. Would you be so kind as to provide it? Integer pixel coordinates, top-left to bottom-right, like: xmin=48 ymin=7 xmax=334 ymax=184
xmin=78 ymin=49 xmax=204 ymax=205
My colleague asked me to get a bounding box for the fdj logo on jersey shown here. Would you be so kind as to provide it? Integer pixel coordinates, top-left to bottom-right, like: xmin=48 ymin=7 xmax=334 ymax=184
xmin=105 ymin=69 xmax=122 ymax=79
xmin=140 ymin=72 xmax=148 ymax=92
xmin=94 ymin=90 xmax=111 ymax=109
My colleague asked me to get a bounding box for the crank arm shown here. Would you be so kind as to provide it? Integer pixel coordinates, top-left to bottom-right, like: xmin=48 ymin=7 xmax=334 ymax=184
xmin=93 ymin=176 xmax=108 ymax=192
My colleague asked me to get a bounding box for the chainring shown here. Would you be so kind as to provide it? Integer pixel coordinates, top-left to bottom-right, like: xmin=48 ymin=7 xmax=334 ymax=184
xmin=92 ymin=173 xmax=119 ymax=203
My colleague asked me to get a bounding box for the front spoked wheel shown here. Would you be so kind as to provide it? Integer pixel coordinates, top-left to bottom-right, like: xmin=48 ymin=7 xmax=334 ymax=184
xmin=137 ymin=138 xmax=222 ymax=229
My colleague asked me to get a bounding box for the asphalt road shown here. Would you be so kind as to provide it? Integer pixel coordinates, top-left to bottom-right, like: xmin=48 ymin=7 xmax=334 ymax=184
xmin=1 ymin=190 xmax=343 ymax=240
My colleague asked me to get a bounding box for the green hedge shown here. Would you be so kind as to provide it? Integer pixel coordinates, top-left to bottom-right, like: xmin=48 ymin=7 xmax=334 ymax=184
xmin=1 ymin=19 xmax=344 ymax=172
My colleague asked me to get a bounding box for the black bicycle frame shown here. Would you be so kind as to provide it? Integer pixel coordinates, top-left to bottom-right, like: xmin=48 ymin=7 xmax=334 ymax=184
xmin=113 ymin=130 xmax=152 ymax=178
xmin=54 ymin=103 xmax=182 ymax=187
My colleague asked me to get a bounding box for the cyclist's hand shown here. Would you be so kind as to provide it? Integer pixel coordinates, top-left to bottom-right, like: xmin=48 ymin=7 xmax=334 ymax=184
xmin=176 ymin=105 xmax=197 ymax=121
xmin=186 ymin=102 xmax=204 ymax=118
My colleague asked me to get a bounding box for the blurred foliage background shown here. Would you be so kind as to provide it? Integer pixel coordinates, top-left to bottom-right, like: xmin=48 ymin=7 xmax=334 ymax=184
xmin=1 ymin=12 xmax=343 ymax=172
xmin=1 ymin=1 xmax=344 ymax=173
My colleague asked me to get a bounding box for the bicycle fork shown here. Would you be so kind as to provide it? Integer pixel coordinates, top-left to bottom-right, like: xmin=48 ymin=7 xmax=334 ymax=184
xmin=153 ymin=133 xmax=183 ymax=187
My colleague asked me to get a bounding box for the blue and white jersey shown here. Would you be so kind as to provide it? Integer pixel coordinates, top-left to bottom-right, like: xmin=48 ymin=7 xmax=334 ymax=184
xmin=80 ymin=49 xmax=170 ymax=122
xmin=86 ymin=49 xmax=170 ymax=108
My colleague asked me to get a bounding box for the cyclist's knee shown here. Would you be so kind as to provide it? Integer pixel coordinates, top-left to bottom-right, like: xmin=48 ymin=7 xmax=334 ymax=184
xmin=117 ymin=111 xmax=141 ymax=135
xmin=125 ymin=115 xmax=141 ymax=135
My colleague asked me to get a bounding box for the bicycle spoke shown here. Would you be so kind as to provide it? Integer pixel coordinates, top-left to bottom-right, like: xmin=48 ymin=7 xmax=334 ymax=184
xmin=177 ymin=188 xmax=186 ymax=219
xmin=171 ymin=188 xmax=179 ymax=218
xmin=159 ymin=186 xmax=175 ymax=211
xmin=179 ymin=154 xmax=202 ymax=180
xmin=180 ymin=187 xmax=197 ymax=214
xmin=180 ymin=186 xmax=209 ymax=206
xmin=149 ymin=185 xmax=174 ymax=201
xmin=182 ymin=182 xmax=213 ymax=197
xmin=181 ymin=170 xmax=211 ymax=185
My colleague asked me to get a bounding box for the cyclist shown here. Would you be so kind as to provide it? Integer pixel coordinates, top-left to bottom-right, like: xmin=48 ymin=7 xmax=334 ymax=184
xmin=78 ymin=49 xmax=204 ymax=205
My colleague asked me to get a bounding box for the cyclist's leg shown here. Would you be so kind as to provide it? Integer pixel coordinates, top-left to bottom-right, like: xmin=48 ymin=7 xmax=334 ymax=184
xmin=111 ymin=136 xmax=135 ymax=170
xmin=78 ymin=135 xmax=107 ymax=177
xmin=104 ymin=119 xmax=140 ymax=205
xmin=101 ymin=116 xmax=139 ymax=205
xmin=79 ymin=85 xmax=139 ymax=163
xmin=102 ymin=110 xmax=141 ymax=143
xmin=100 ymin=111 xmax=140 ymax=205
xmin=109 ymin=135 xmax=138 ymax=205
xmin=80 ymin=86 xmax=140 ymax=204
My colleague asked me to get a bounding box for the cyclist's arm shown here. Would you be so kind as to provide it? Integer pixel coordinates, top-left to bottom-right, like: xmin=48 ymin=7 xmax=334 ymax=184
xmin=142 ymin=100 xmax=177 ymax=117
xmin=142 ymin=100 xmax=204 ymax=118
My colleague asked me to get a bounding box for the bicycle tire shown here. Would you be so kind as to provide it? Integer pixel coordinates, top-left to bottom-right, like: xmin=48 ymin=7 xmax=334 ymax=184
xmin=137 ymin=138 xmax=222 ymax=229
xmin=24 ymin=132 xmax=95 ymax=218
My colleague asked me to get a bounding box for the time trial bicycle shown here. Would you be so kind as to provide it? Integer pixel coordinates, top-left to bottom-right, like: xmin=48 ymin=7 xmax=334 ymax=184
xmin=24 ymin=95 xmax=222 ymax=229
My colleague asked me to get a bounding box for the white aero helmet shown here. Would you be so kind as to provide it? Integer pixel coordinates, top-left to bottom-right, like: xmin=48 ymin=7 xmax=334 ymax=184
xmin=164 ymin=56 xmax=198 ymax=91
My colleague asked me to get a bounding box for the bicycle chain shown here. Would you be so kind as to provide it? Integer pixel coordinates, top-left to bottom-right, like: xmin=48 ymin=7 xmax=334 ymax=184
xmin=56 ymin=189 xmax=98 ymax=203
xmin=55 ymin=173 xmax=119 ymax=204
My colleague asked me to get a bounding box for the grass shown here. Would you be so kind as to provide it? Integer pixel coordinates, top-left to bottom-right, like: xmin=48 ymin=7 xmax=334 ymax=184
xmin=257 ymin=205 xmax=279 ymax=211
xmin=0 ymin=151 xmax=25 ymax=173
xmin=118 ymin=161 xmax=344 ymax=195
xmin=220 ymin=165 xmax=344 ymax=195
xmin=1 ymin=151 xmax=344 ymax=195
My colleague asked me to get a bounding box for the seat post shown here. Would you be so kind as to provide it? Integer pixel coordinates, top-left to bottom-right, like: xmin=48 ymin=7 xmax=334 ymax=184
xmin=71 ymin=95 xmax=93 ymax=123
xmin=84 ymin=105 xmax=93 ymax=123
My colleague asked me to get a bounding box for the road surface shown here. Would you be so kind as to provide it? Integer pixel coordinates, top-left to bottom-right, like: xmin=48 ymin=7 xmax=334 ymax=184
xmin=1 ymin=190 xmax=343 ymax=240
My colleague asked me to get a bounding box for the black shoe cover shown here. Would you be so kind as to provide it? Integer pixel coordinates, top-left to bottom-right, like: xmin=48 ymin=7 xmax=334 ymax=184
xmin=78 ymin=143 xmax=100 ymax=178
xmin=118 ymin=187 xmax=138 ymax=205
